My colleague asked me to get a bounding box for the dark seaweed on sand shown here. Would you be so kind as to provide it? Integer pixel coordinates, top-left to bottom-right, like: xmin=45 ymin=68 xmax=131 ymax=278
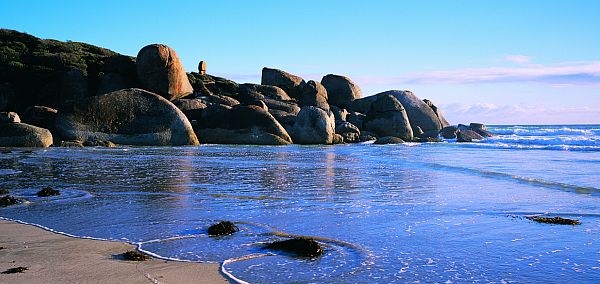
xmin=1 ymin=267 xmax=28 ymax=274
xmin=526 ymin=216 xmax=581 ymax=225
xmin=122 ymin=250 xmax=151 ymax=261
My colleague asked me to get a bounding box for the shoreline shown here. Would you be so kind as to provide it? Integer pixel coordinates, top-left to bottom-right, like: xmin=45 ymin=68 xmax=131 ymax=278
xmin=0 ymin=219 xmax=228 ymax=284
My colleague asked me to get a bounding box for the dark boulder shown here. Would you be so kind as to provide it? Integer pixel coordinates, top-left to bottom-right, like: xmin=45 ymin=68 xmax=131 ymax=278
xmin=423 ymin=99 xmax=450 ymax=127
xmin=21 ymin=106 xmax=58 ymax=129
xmin=261 ymin=67 xmax=306 ymax=99
xmin=469 ymin=123 xmax=486 ymax=130
xmin=188 ymin=73 xmax=239 ymax=98
xmin=299 ymin=80 xmax=329 ymax=110
xmin=335 ymin=122 xmax=360 ymax=143
xmin=59 ymin=140 xmax=84 ymax=147
xmin=374 ymin=136 xmax=405 ymax=144
xmin=363 ymin=94 xmax=413 ymax=141
xmin=208 ymin=221 xmax=239 ymax=236
xmin=0 ymin=123 xmax=53 ymax=147
xmin=359 ymin=131 xmax=377 ymax=142
xmin=172 ymin=98 xmax=208 ymax=119
xmin=346 ymin=112 xmax=365 ymax=130
xmin=457 ymin=130 xmax=484 ymax=142
xmin=440 ymin=126 xmax=458 ymax=139
xmin=321 ymin=74 xmax=362 ymax=109
xmin=469 ymin=123 xmax=494 ymax=137
xmin=263 ymin=238 xmax=324 ymax=257
xmin=136 ymin=44 xmax=193 ymax=101
xmin=36 ymin=186 xmax=60 ymax=197
xmin=0 ymin=111 xmax=20 ymax=123
xmin=420 ymin=129 xmax=440 ymax=139
xmin=238 ymin=83 xmax=291 ymax=101
xmin=330 ymin=105 xmax=348 ymax=124
xmin=0 ymin=195 xmax=20 ymax=207
xmin=196 ymin=105 xmax=292 ymax=145
xmin=55 ymin=88 xmax=199 ymax=146
xmin=291 ymin=106 xmax=335 ymax=144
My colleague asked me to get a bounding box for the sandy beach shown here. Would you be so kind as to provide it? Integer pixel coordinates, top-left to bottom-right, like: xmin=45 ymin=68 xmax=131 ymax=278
xmin=0 ymin=220 xmax=227 ymax=284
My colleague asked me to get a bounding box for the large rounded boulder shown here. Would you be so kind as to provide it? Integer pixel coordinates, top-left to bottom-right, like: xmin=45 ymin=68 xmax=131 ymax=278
xmin=364 ymin=94 xmax=413 ymax=141
xmin=299 ymin=80 xmax=329 ymax=110
xmin=0 ymin=123 xmax=53 ymax=147
xmin=136 ymin=44 xmax=193 ymax=101
xmin=195 ymin=105 xmax=292 ymax=145
xmin=291 ymin=106 xmax=335 ymax=144
xmin=321 ymin=74 xmax=362 ymax=109
xmin=261 ymin=67 xmax=306 ymax=100
xmin=55 ymin=88 xmax=199 ymax=146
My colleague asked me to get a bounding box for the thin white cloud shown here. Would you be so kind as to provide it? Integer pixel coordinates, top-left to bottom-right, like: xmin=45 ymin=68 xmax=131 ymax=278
xmin=355 ymin=61 xmax=600 ymax=86
xmin=504 ymin=54 xmax=531 ymax=64
xmin=440 ymin=103 xmax=600 ymax=124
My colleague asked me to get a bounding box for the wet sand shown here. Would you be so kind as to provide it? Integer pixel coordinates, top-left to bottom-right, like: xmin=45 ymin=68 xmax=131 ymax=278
xmin=0 ymin=220 xmax=228 ymax=284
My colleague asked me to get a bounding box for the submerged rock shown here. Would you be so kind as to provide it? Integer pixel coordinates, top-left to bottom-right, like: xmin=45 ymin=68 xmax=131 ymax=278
xmin=208 ymin=221 xmax=239 ymax=236
xmin=374 ymin=136 xmax=404 ymax=144
xmin=440 ymin=126 xmax=458 ymax=139
xmin=526 ymin=216 xmax=581 ymax=225
xmin=122 ymin=250 xmax=151 ymax=261
xmin=59 ymin=140 xmax=84 ymax=147
xmin=0 ymin=188 xmax=8 ymax=195
xmin=457 ymin=130 xmax=484 ymax=142
xmin=0 ymin=195 xmax=20 ymax=207
xmin=263 ymin=238 xmax=324 ymax=257
xmin=36 ymin=186 xmax=60 ymax=197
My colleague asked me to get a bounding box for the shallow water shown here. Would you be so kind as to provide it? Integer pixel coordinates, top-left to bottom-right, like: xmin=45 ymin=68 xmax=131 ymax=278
xmin=1 ymin=125 xmax=600 ymax=283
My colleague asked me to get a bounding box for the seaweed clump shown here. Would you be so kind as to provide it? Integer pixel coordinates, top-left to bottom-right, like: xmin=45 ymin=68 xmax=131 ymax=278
xmin=527 ymin=216 xmax=581 ymax=225
xmin=1 ymin=267 xmax=28 ymax=274
xmin=0 ymin=195 xmax=19 ymax=207
xmin=208 ymin=221 xmax=239 ymax=236
xmin=36 ymin=186 xmax=60 ymax=197
xmin=122 ymin=250 xmax=151 ymax=261
xmin=263 ymin=238 xmax=324 ymax=257
xmin=0 ymin=188 xmax=8 ymax=195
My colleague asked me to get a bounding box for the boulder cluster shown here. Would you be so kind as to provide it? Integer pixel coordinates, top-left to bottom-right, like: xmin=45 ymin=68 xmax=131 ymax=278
xmin=0 ymin=29 xmax=492 ymax=147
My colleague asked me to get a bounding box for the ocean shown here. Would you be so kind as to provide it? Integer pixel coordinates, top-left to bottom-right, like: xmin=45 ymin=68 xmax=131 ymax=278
xmin=1 ymin=124 xmax=599 ymax=283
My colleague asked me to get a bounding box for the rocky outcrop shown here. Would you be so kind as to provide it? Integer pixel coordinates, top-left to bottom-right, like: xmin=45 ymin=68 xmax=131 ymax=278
xmin=440 ymin=126 xmax=458 ymax=139
xmin=97 ymin=55 xmax=138 ymax=95
xmin=196 ymin=105 xmax=292 ymax=145
xmin=136 ymin=44 xmax=193 ymax=101
xmin=291 ymin=106 xmax=335 ymax=144
xmin=321 ymin=74 xmax=362 ymax=108
xmin=0 ymin=112 xmax=20 ymax=123
xmin=374 ymin=136 xmax=405 ymax=144
xmin=238 ymin=83 xmax=291 ymax=101
xmin=188 ymin=73 xmax=239 ymax=98
xmin=299 ymin=80 xmax=329 ymax=110
xmin=0 ymin=122 xmax=53 ymax=147
xmin=423 ymin=99 xmax=449 ymax=127
xmin=0 ymin=29 xmax=120 ymax=111
xmin=378 ymin=90 xmax=442 ymax=132
xmin=457 ymin=130 xmax=484 ymax=142
xmin=261 ymin=67 xmax=305 ymax=99
xmin=469 ymin=122 xmax=494 ymax=137
xmin=363 ymin=94 xmax=413 ymax=141
xmin=55 ymin=88 xmax=198 ymax=146
xmin=335 ymin=122 xmax=360 ymax=143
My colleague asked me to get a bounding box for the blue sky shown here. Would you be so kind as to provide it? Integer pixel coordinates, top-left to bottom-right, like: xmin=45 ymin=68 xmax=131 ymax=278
xmin=2 ymin=0 xmax=599 ymax=124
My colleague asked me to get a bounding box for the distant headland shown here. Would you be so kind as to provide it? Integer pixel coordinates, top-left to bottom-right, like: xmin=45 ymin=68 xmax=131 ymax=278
xmin=0 ymin=29 xmax=492 ymax=147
